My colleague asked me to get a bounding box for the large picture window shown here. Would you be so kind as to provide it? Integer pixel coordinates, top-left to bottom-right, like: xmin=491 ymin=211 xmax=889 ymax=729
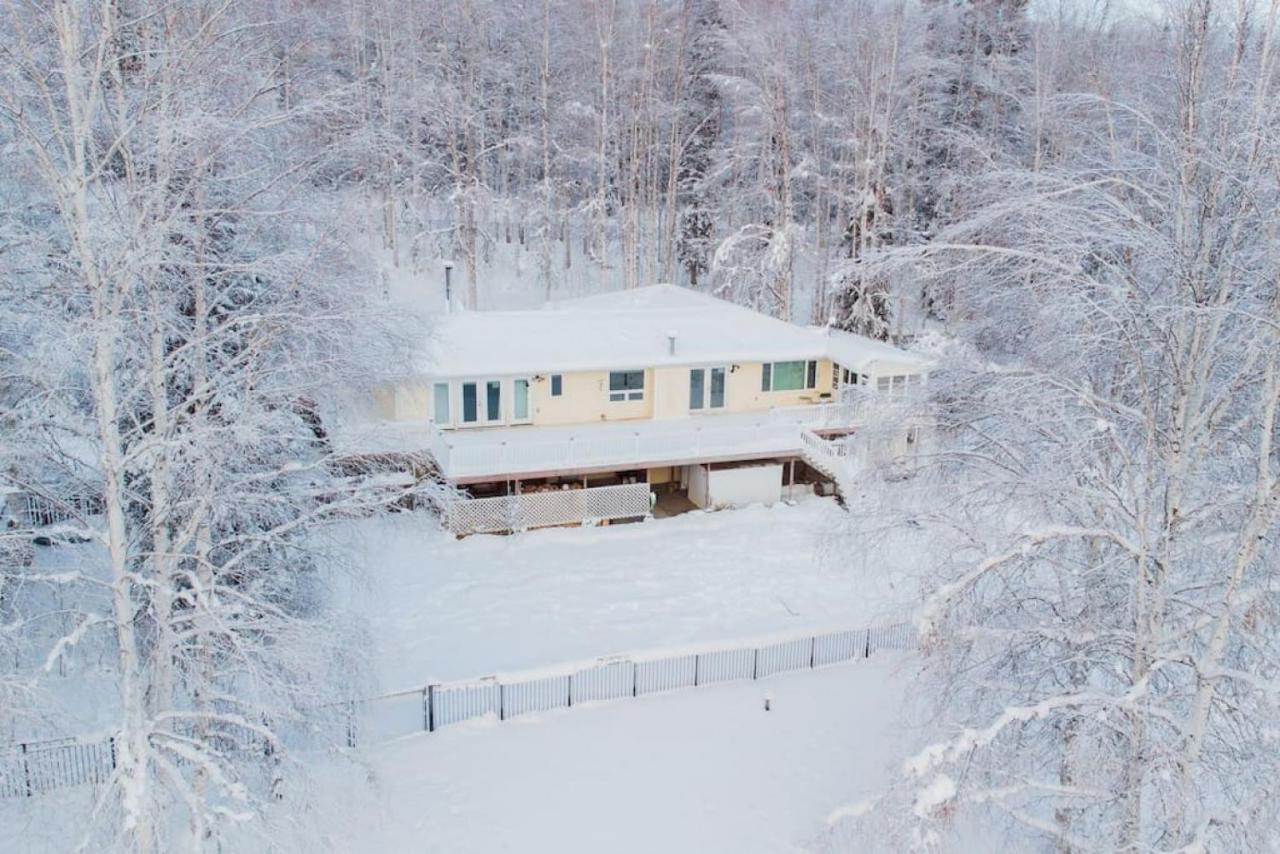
xmin=761 ymin=360 xmax=817 ymax=392
xmin=609 ymin=370 xmax=645 ymax=402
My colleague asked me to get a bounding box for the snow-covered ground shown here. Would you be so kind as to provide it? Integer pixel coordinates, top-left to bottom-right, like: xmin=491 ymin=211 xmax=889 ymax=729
xmin=3 ymin=656 xmax=925 ymax=854
xmin=307 ymin=655 xmax=916 ymax=854
xmin=327 ymin=497 xmax=920 ymax=691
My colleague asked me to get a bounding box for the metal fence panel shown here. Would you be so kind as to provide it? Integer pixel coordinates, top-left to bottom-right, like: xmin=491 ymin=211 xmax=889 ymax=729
xmin=695 ymin=648 xmax=755 ymax=685
xmin=503 ymin=675 xmax=571 ymax=719
xmin=0 ymin=738 xmax=115 ymax=798
xmin=359 ymin=691 xmax=427 ymax=743
xmin=755 ymin=638 xmax=812 ymax=678
xmin=868 ymin=623 xmax=916 ymax=653
xmin=432 ymin=680 xmax=501 ymax=729
xmin=2 ymin=621 xmax=921 ymax=798
xmin=572 ymin=660 xmax=635 ymax=704
xmin=635 ymin=655 xmax=697 ymax=696
xmin=813 ymin=629 xmax=868 ymax=666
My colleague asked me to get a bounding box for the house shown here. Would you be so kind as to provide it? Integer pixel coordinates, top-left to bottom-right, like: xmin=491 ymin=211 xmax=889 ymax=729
xmin=373 ymin=284 xmax=932 ymax=534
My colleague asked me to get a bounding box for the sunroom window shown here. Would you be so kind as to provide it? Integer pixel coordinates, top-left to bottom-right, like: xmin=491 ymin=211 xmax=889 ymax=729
xmin=432 ymin=382 xmax=450 ymax=425
xmin=609 ymin=370 xmax=645 ymax=402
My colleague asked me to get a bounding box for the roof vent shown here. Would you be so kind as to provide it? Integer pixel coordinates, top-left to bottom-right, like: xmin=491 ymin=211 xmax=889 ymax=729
xmin=667 ymin=330 xmax=677 ymax=356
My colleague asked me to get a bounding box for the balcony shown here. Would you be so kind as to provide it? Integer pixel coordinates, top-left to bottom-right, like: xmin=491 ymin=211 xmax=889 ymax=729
xmin=427 ymin=401 xmax=866 ymax=483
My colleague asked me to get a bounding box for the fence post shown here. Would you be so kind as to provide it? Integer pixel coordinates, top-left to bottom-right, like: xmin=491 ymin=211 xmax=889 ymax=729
xmin=20 ymin=742 xmax=31 ymax=798
xmin=752 ymin=648 xmax=759 ymax=680
xmin=864 ymin=630 xmax=872 ymax=659
xmin=632 ymin=661 xmax=638 ymax=697
xmin=499 ymin=683 xmax=506 ymax=721
xmin=427 ymin=685 xmax=437 ymax=732
xmin=693 ymin=654 xmax=700 ymax=687
xmin=422 ymin=687 xmax=430 ymax=733
xmin=567 ymin=674 xmax=574 ymax=708
xmin=346 ymin=701 xmax=357 ymax=748
xmin=809 ymin=636 xmax=816 ymax=669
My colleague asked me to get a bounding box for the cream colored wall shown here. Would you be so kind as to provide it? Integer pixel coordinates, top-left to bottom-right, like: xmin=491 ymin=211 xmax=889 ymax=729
xmin=377 ymin=383 xmax=430 ymax=421
xmin=531 ymin=369 xmax=653 ymax=426
xmin=395 ymin=358 xmax=838 ymax=428
xmin=648 ymin=358 xmax=836 ymax=421
xmin=652 ymin=367 xmax=691 ymax=420
xmin=373 ymin=386 xmax=397 ymax=419
xmin=719 ymin=358 xmax=835 ymax=412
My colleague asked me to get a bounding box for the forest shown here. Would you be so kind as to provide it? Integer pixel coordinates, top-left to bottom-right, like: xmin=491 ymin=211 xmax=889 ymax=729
xmin=2 ymin=0 xmax=1279 ymax=851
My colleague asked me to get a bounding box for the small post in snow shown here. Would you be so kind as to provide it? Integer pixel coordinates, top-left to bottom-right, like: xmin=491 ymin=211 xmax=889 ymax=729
xmin=763 ymin=691 xmax=773 ymax=712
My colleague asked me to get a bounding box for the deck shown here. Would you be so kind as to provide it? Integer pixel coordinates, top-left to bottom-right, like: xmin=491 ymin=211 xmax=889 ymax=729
xmin=426 ymin=402 xmax=864 ymax=484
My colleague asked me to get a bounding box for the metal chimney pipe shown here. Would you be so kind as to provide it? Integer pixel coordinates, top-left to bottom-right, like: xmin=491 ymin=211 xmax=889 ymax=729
xmin=667 ymin=331 xmax=677 ymax=356
xmin=443 ymin=262 xmax=453 ymax=311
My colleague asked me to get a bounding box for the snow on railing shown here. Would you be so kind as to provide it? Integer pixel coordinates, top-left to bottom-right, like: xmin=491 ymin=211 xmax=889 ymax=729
xmin=429 ymin=401 xmax=866 ymax=479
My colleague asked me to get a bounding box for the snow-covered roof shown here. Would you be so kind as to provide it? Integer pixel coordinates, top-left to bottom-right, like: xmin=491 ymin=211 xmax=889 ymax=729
xmin=423 ymin=284 xmax=931 ymax=378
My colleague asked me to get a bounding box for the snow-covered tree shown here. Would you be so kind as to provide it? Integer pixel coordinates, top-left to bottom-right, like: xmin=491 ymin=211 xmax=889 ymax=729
xmin=0 ymin=2 xmax=414 ymax=848
xmin=835 ymin=3 xmax=1280 ymax=848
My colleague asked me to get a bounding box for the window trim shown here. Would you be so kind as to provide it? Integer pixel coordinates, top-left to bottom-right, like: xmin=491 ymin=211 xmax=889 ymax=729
xmin=484 ymin=379 xmax=503 ymax=422
xmin=432 ymin=382 xmax=452 ymax=426
xmin=511 ymin=377 xmax=531 ymax=423
xmin=461 ymin=381 xmax=479 ymax=424
xmin=761 ymin=360 xmax=818 ymax=392
xmin=608 ymin=369 xmax=645 ymax=402
xmin=690 ymin=365 xmax=727 ymax=411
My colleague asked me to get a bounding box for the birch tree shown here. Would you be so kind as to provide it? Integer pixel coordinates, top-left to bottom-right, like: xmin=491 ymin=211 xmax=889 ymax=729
xmin=0 ymin=2 xmax=412 ymax=849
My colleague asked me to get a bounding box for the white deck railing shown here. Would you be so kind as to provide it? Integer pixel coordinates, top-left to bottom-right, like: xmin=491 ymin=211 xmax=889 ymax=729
xmin=430 ymin=401 xmax=866 ymax=480
xmin=442 ymin=482 xmax=652 ymax=535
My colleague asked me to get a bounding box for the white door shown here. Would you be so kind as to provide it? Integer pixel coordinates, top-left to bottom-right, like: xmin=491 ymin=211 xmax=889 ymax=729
xmin=689 ymin=367 xmax=728 ymax=411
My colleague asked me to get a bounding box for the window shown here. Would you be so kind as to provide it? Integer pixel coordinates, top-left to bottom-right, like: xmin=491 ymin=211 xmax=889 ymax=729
xmin=761 ymin=360 xmax=814 ymax=392
xmin=709 ymin=367 xmax=726 ymax=408
xmin=690 ymin=367 xmax=726 ymax=410
xmin=433 ymin=383 xmax=450 ymax=425
xmin=485 ymin=380 xmax=502 ymax=420
xmin=513 ymin=379 xmax=530 ymax=420
xmin=609 ymin=370 xmax=645 ymax=402
xmin=876 ymin=377 xmax=891 ymax=393
xmin=550 ymin=374 xmax=563 ymax=396
xmin=462 ymin=382 xmax=478 ymax=423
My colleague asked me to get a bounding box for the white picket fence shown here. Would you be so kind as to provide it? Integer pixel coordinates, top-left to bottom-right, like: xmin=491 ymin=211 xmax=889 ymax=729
xmin=441 ymin=482 xmax=652 ymax=535
xmin=337 ymin=621 xmax=917 ymax=748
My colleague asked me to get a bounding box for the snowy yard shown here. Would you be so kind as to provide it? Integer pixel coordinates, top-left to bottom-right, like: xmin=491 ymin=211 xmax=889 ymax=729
xmin=309 ymin=655 xmax=916 ymax=854
xmin=328 ymin=497 xmax=920 ymax=691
